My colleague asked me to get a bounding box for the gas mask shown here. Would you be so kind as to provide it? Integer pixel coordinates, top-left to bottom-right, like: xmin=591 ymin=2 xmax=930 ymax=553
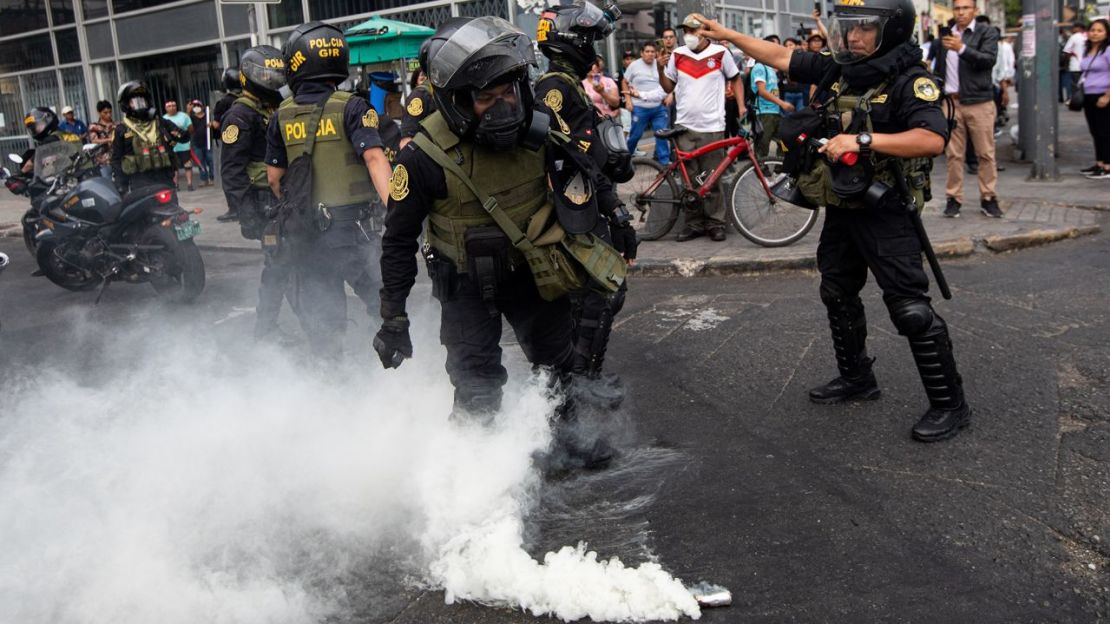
xmin=472 ymin=82 xmax=527 ymax=150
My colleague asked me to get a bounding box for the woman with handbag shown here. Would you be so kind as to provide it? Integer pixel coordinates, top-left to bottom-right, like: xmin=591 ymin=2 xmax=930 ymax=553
xmin=1077 ymin=19 xmax=1110 ymax=179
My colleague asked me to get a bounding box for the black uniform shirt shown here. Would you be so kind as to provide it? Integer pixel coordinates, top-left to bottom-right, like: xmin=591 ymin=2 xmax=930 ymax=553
xmin=379 ymin=141 xmax=448 ymax=318
xmin=219 ymin=98 xmax=270 ymax=208
xmin=213 ymin=92 xmax=237 ymax=128
xmin=264 ymin=81 xmax=384 ymax=168
xmin=399 ymin=85 xmax=435 ymax=139
xmin=789 ymin=51 xmax=949 ymax=140
xmin=533 ymin=73 xmax=607 ymax=169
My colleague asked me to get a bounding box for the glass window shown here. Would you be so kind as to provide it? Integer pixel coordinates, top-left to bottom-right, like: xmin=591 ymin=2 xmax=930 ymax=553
xmin=115 ymin=2 xmax=217 ymax=55
xmin=51 ymin=0 xmax=75 ymax=25
xmin=86 ymin=21 xmax=113 ymax=58
xmin=23 ymin=71 xmax=61 ymax=112
xmin=221 ymin=3 xmax=249 ymax=36
xmin=61 ymin=67 xmax=90 ymax=122
xmin=225 ymin=39 xmax=251 ymax=66
xmin=90 ymin=62 xmax=119 ymax=107
xmin=266 ymin=0 xmax=302 ymax=28
xmin=81 ymin=0 xmax=108 ymax=19
xmin=56 ymin=28 xmax=81 ymax=64
xmin=0 ymin=76 xmax=26 ymax=140
xmin=0 ymin=0 xmax=50 ymax=36
xmin=0 ymin=34 xmax=55 ymax=74
xmin=110 ymin=0 xmax=179 ymax=13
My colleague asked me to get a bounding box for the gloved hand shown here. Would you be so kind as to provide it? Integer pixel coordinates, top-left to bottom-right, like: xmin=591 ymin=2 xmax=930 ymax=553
xmin=609 ymin=220 xmax=638 ymax=262
xmin=373 ymin=316 xmax=412 ymax=369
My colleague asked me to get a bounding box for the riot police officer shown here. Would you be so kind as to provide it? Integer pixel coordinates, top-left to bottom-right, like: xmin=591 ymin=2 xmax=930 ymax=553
xmin=212 ymin=66 xmax=241 ymax=134
xmin=693 ymin=1 xmax=972 ymax=442
xmin=534 ymin=1 xmax=637 ymax=397
xmin=398 ymin=28 xmax=447 ymax=147
xmin=111 ymin=81 xmax=187 ymax=193
xmin=265 ymin=21 xmax=392 ymax=360
xmin=373 ymin=17 xmax=619 ymax=467
xmin=19 ymin=107 xmax=81 ymax=175
xmin=220 ymin=45 xmax=299 ymax=340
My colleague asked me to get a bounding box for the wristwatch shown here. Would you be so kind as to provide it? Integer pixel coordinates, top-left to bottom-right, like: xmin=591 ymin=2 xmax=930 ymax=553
xmin=856 ymin=132 xmax=873 ymax=157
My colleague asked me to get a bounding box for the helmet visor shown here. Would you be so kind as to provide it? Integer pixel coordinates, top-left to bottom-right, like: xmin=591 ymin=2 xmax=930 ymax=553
xmin=128 ymin=96 xmax=149 ymax=113
xmin=428 ymin=17 xmax=535 ymax=90
xmin=827 ymin=14 xmax=887 ymax=64
xmin=243 ymin=64 xmax=286 ymax=92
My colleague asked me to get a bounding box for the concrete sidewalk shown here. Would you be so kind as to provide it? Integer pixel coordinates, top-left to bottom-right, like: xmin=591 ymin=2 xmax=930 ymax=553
xmin=1 ymin=106 xmax=1104 ymax=274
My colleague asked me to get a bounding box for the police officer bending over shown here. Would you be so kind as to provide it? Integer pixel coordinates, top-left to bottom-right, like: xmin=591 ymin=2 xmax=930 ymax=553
xmin=693 ymin=0 xmax=972 ymax=442
xmin=112 ymin=81 xmax=187 ymax=193
xmin=534 ymin=1 xmax=637 ymax=400
xmin=373 ymin=17 xmax=620 ymax=467
xmin=265 ymin=22 xmax=393 ymax=359
xmin=220 ymin=45 xmax=299 ymax=340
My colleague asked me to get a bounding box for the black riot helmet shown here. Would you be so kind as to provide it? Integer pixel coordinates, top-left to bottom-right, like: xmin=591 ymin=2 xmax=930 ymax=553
xmin=419 ymin=17 xmax=470 ymax=78
xmin=427 ymin=16 xmax=540 ymax=149
xmin=536 ymin=0 xmax=622 ymax=77
xmin=239 ymin=45 xmax=286 ymax=105
xmin=282 ymin=21 xmax=349 ymax=93
xmin=827 ymin=0 xmax=916 ymax=64
xmin=23 ymin=107 xmax=58 ymax=142
xmin=117 ymin=81 xmax=157 ymax=121
xmin=222 ymin=66 xmax=241 ymax=94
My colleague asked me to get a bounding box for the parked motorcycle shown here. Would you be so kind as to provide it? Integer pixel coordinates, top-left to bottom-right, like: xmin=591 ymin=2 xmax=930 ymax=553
xmin=1 ymin=142 xmax=205 ymax=303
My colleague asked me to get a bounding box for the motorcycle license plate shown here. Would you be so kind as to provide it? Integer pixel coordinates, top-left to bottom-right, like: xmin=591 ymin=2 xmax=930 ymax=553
xmin=174 ymin=219 xmax=200 ymax=241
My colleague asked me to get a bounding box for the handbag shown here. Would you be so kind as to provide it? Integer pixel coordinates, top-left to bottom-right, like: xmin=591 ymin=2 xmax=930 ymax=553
xmin=1069 ymin=51 xmax=1103 ymax=112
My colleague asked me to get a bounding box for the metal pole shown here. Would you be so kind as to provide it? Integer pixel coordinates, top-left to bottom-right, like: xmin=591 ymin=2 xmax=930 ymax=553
xmin=1020 ymin=0 xmax=1059 ymax=179
xmin=248 ymin=4 xmax=258 ymax=47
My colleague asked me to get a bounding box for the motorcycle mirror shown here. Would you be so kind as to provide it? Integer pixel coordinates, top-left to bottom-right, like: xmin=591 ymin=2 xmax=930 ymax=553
xmin=7 ymin=153 xmax=23 ymax=165
xmin=0 ymin=166 xmax=9 ymax=180
xmin=82 ymin=143 xmax=99 ymax=152
xmin=0 ymin=252 xmax=9 ymax=272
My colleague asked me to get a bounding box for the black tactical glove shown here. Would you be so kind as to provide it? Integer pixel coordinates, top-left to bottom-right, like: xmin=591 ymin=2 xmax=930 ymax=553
xmin=373 ymin=316 xmax=412 ymax=369
xmin=608 ymin=205 xmax=638 ymax=261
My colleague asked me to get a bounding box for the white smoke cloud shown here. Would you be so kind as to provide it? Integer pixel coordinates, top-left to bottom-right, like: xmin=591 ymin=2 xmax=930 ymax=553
xmin=0 ymin=305 xmax=701 ymax=623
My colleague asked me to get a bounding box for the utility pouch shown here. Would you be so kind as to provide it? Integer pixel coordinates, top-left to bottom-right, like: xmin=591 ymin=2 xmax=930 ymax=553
xmin=425 ymin=249 xmax=459 ymax=302
xmin=315 ymin=203 xmax=333 ymax=233
xmin=261 ymin=218 xmax=282 ymax=254
xmin=465 ymin=225 xmax=511 ymax=312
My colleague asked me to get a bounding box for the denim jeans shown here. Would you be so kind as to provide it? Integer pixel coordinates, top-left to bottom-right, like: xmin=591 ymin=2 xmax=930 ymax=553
xmin=783 ymin=92 xmax=806 ymax=115
xmin=190 ymin=145 xmax=214 ymax=182
xmin=626 ymin=105 xmax=671 ymax=165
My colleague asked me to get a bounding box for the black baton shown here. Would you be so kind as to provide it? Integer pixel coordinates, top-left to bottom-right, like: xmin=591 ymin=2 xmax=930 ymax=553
xmin=891 ymin=165 xmax=952 ymax=300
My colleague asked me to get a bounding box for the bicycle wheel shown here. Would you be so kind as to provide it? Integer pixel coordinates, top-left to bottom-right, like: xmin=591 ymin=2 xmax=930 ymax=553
xmin=729 ymin=159 xmax=820 ymax=247
xmin=618 ymin=158 xmax=680 ymax=241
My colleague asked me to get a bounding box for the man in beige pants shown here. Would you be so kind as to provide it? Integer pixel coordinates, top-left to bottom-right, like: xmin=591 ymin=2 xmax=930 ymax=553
xmin=933 ymin=1 xmax=1002 ymax=218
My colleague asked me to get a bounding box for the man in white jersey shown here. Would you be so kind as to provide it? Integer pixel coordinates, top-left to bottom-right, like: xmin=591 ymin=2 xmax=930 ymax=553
xmin=657 ymin=14 xmax=745 ymax=242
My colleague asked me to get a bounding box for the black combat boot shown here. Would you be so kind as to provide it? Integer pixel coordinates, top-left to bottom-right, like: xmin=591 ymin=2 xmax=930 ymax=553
xmin=907 ymin=319 xmax=971 ymax=442
xmin=809 ymin=296 xmax=881 ymax=404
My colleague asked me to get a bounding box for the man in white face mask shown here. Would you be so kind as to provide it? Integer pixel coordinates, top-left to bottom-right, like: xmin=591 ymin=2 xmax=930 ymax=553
xmin=657 ymin=14 xmax=746 ymax=242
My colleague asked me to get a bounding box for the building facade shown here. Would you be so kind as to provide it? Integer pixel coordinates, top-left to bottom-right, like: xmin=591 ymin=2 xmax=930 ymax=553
xmin=0 ymin=0 xmax=816 ymax=152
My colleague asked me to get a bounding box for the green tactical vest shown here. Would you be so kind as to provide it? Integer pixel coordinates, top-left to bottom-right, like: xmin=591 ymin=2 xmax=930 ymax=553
xmin=235 ymin=93 xmax=272 ymax=189
xmin=277 ymin=90 xmax=375 ymax=208
xmin=798 ymin=79 xmax=931 ymax=211
xmin=417 ymin=111 xmax=547 ymax=272
xmin=119 ymin=118 xmax=173 ymax=176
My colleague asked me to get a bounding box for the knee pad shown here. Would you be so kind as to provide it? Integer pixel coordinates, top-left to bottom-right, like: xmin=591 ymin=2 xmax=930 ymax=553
xmin=889 ymin=299 xmax=935 ymax=336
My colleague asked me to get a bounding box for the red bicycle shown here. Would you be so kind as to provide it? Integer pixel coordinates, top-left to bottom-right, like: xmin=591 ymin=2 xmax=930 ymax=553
xmin=618 ymin=127 xmax=819 ymax=247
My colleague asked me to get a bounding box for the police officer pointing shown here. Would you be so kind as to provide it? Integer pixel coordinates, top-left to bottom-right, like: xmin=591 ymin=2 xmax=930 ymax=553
xmin=265 ymin=21 xmax=393 ymax=359
xmin=693 ymin=0 xmax=973 ymax=442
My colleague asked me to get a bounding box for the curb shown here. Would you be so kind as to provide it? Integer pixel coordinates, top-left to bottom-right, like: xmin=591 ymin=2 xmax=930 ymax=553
xmin=0 ymin=223 xmax=19 ymax=238
xmin=195 ymin=243 xmax=259 ymax=255
xmin=628 ymin=224 xmax=1100 ymax=278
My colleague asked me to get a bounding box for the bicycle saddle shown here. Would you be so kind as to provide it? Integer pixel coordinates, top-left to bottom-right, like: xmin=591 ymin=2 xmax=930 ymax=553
xmin=654 ymin=127 xmax=687 ymax=139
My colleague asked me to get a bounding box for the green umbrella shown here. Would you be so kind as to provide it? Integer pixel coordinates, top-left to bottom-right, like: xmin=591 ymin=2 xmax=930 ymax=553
xmin=345 ymin=16 xmax=435 ymax=65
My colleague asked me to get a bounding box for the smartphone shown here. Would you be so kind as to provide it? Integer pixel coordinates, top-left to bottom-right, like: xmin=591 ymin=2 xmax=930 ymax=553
xmin=939 ymin=26 xmax=952 ymax=38
xmin=813 ymin=1 xmax=821 ymax=13
xmin=593 ymin=74 xmax=601 ymax=85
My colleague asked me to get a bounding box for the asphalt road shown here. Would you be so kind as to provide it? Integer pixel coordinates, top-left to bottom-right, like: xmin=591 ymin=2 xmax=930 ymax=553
xmin=0 ymin=218 xmax=1107 ymax=623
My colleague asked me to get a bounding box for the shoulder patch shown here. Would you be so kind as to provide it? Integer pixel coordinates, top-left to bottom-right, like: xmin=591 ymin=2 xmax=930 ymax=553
xmin=362 ymin=109 xmax=379 ymax=129
xmin=222 ymin=125 xmax=240 ymax=144
xmin=913 ymin=77 xmax=940 ymax=102
xmin=407 ymin=97 xmax=423 ymax=117
xmin=543 ymin=89 xmax=563 ymax=113
xmin=389 ymin=164 xmax=410 ymax=202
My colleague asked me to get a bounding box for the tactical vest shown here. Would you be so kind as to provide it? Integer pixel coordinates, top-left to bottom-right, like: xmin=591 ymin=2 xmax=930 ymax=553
xmin=417 ymin=111 xmax=547 ymax=272
xmin=235 ymin=94 xmax=273 ymax=189
xmin=277 ymin=90 xmax=375 ymax=208
xmin=798 ymin=78 xmax=931 ymax=211
xmin=119 ymin=118 xmax=173 ymax=176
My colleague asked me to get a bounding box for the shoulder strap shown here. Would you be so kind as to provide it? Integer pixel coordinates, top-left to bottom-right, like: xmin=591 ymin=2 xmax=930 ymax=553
xmin=298 ymin=91 xmax=349 ymax=159
xmin=411 ymin=132 xmax=536 ymax=253
xmin=539 ymin=71 xmax=593 ymax=108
